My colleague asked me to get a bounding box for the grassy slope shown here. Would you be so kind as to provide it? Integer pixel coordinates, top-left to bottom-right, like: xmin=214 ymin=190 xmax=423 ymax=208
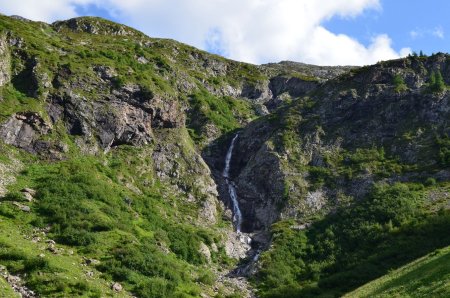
xmin=345 ymin=246 xmax=450 ymax=298
xmin=0 ymin=277 xmax=19 ymax=298
xmin=0 ymin=136 xmax=240 ymax=297
xmin=0 ymin=218 xmax=129 ymax=297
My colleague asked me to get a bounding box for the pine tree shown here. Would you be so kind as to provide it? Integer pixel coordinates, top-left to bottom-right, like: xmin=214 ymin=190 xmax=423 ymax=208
xmin=435 ymin=70 xmax=446 ymax=92
xmin=429 ymin=70 xmax=446 ymax=92
xmin=429 ymin=71 xmax=436 ymax=87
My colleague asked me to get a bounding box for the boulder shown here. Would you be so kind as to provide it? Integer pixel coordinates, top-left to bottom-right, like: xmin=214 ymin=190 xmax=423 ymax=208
xmin=111 ymin=282 xmax=123 ymax=292
xmin=198 ymin=242 xmax=212 ymax=263
xmin=21 ymin=188 xmax=36 ymax=202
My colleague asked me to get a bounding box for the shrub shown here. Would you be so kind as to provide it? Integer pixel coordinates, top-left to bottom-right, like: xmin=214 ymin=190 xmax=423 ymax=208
xmin=436 ymin=135 xmax=450 ymax=166
xmin=428 ymin=70 xmax=446 ymax=93
xmin=393 ymin=74 xmax=407 ymax=93
xmin=197 ymin=270 xmax=215 ymax=285
xmin=424 ymin=177 xmax=437 ymax=186
xmin=255 ymin=182 xmax=450 ymax=297
xmin=23 ymin=257 xmax=50 ymax=272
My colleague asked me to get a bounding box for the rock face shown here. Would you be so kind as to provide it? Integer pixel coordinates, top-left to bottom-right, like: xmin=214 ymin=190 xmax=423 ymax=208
xmin=45 ymin=85 xmax=185 ymax=153
xmin=269 ymin=75 xmax=319 ymax=98
xmin=0 ymin=112 xmax=52 ymax=152
xmin=52 ymin=17 xmax=142 ymax=37
xmin=206 ymin=54 xmax=450 ymax=233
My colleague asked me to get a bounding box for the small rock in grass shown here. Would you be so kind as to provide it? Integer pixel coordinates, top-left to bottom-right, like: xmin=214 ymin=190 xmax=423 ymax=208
xmin=112 ymin=282 xmax=123 ymax=292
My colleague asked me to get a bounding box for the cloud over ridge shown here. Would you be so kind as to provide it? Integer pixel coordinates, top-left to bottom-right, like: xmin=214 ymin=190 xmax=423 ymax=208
xmin=0 ymin=0 xmax=410 ymax=65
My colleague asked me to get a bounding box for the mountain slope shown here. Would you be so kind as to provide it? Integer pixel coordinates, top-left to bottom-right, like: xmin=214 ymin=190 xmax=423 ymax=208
xmin=0 ymin=14 xmax=342 ymax=297
xmin=345 ymin=246 xmax=450 ymax=297
xmin=220 ymin=54 xmax=450 ymax=297
xmin=0 ymin=14 xmax=449 ymax=298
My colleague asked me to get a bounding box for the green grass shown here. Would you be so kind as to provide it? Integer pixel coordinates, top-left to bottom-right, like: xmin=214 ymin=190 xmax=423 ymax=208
xmin=345 ymin=246 xmax=450 ymax=298
xmin=0 ymin=86 xmax=45 ymax=122
xmin=254 ymin=183 xmax=450 ymax=298
xmin=0 ymin=217 xmax=129 ymax=297
xmin=0 ymin=276 xmax=19 ymax=298
xmin=187 ymin=89 xmax=256 ymax=144
xmin=0 ymin=140 xmax=232 ymax=297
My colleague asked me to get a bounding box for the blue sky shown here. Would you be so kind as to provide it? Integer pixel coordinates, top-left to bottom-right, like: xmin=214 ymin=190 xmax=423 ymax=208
xmin=324 ymin=0 xmax=448 ymax=56
xmin=0 ymin=0 xmax=448 ymax=65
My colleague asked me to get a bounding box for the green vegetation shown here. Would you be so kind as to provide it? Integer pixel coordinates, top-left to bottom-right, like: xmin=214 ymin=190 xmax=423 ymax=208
xmin=428 ymin=70 xmax=446 ymax=93
xmin=0 ymin=86 xmax=44 ymax=122
xmin=255 ymin=182 xmax=450 ymax=297
xmin=436 ymin=135 xmax=450 ymax=166
xmin=0 ymin=149 xmax=232 ymax=297
xmin=0 ymin=276 xmax=19 ymax=298
xmin=187 ymin=89 xmax=256 ymax=143
xmin=345 ymin=246 xmax=450 ymax=297
xmin=1 ymin=13 xmax=450 ymax=298
xmin=0 ymin=218 xmax=125 ymax=297
xmin=392 ymin=74 xmax=407 ymax=93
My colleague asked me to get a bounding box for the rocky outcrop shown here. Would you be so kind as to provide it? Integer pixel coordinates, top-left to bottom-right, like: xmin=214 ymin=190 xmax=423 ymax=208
xmin=241 ymin=81 xmax=273 ymax=103
xmin=206 ymin=54 xmax=450 ymax=234
xmin=234 ymin=141 xmax=285 ymax=231
xmin=0 ymin=112 xmax=51 ymax=150
xmin=0 ymin=265 xmax=36 ymax=297
xmin=152 ymin=129 xmax=220 ymax=225
xmin=46 ymin=84 xmax=185 ymax=152
xmin=264 ymin=60 xmax=356 ymax=81
xmin=52 ymin=17 xmax=143 ymax=37
xmin=269 ymin=75 xmax=320 ymax=98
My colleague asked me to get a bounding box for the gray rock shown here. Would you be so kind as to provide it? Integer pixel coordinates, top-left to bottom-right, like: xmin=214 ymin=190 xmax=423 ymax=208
xmin=111 ymin=282 xmax=123 ymax=292
xmin=85 ymin=258 xmax=100 ymax=265
xmin=21 ymin=188 xmax=36 ymax=202
xmin=224 ymin=232 xmax=251 ymax=259
xmin=198 ymin=242 xmax=212 ymax=263
xmin=0 ymin=112 xmax=52 ymax=154
xmin=137 ymin=56 xmax=149 ymax=64
xmin=13 ymin=202 xmax=30 ymax=212
xmin=93 ymin=65 xmax=117 ymax=80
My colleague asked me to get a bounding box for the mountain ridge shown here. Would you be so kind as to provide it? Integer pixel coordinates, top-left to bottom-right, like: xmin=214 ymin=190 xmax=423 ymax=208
xmin=0 ymin=14 xmax=449 ymax=298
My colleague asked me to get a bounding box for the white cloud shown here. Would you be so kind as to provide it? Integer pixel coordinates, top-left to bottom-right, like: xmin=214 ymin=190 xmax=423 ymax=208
xmin=409 ymin=30 xmax=421 ymax=39
xmin=432 ymin=26 xmax=444 ymax=39
xmin=0 ymin=0 xmax=93 ymax=22
xmin=410 ymin=26 xmax=445 ymax=40
xmin=0 ymin=0 xmax=410 ymax=65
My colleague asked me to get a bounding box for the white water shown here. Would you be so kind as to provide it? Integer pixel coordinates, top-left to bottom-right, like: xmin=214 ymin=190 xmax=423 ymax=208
xmin=223 ymin=134 xmax=242 ymax=233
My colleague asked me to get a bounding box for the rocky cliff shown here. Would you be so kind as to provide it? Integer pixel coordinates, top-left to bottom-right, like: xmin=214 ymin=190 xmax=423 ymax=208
xmin=220 ymin=54 xmax=450 ymax=232
xmin=0 ymin=14 xmax=449 ymax=298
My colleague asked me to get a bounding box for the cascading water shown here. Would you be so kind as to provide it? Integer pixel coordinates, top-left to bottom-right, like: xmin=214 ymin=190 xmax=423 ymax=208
xmin=223 ymin=134 xmax=243 ymax=233
xmin=222 ymin=134 xmax=264 ymax=278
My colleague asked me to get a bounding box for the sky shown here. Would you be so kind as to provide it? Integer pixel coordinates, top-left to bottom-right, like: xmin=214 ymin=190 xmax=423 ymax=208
xmin=0 ymin=0 xmax=448 ymax=66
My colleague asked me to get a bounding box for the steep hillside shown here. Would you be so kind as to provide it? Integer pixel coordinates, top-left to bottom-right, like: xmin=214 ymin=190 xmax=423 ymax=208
xmin=221 ymin=54 xmax=450 ymax=297
xmin=0 ymin=14 xmax=343 ymax=297
xmin=0 ymin=14 xmax=449 ymax=298
xmin=345 ymin=246 xmax=450 ymax=297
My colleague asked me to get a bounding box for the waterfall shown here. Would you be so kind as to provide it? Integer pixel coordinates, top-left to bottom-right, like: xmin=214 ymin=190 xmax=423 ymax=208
xmin=223 ymin=134 xmax=242 ymax=233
